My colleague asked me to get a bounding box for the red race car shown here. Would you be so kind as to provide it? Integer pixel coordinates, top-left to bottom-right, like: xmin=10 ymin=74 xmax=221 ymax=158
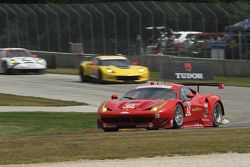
xmin=97 ymin=82 xmax=225 ymax=132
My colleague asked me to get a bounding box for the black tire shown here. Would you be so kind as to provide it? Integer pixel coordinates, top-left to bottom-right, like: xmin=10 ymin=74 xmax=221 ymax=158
xmin=103 ymin=128 xmax=118 ymax=132
xmin=79 ymin=67 xmax=86 ymax=82
xmin=2 ymin=62 xmax=11 ymax=74
xmin=213 ymin=102 xmax=223 ymax=127
xmin=98 ymin=69 xmax=103 ymax=83
xmin=37 ymin=69 xmax=45 ymax=74
xmin=173 ymin=104 xmax=184 ymax=129
xmin=146 ymin=128 xmax=159 ymax=131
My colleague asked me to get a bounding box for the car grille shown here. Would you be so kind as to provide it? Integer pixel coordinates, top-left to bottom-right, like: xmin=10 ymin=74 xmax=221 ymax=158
xmin=101 ymin=117 xmax=154 ymax=124
xmin=116 ymin=76 xmax=139 ymax=81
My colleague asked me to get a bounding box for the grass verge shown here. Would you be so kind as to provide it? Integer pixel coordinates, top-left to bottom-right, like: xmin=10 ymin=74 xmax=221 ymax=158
xmin=0 ymin=93 xmax=87 ymax=106
xmin=0 ymin=112 xmax=250 ymax=165
xmin=46 ymin=68 xmax=250 ymax=87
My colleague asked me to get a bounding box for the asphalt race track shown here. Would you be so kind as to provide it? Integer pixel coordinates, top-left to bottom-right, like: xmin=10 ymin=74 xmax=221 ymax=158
xmin=0 ymin=73 xmax=250 ymax=128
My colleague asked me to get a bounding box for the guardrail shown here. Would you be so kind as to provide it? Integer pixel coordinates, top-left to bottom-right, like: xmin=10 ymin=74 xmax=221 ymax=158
xmin=32 ymin=50 xmax=250 ymax=77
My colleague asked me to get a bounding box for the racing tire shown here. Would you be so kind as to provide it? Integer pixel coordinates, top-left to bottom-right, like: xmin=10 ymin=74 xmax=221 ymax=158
xmin=173 ymin=104 xmax=184 ymax=129
xmin=79 ymin=67 xmax=87 ymax=82
xmin=103 ymin=128 xmax=118 ymax=132
xmin=36 ymin=69 xmax=45 ymax=74
xmin=2 ymin=62 xmax=11 ymax=74
xmin=98 ymin=69 xmax=103 ymax=83
xmin=213 ymin=102 xmax=223 ymax=127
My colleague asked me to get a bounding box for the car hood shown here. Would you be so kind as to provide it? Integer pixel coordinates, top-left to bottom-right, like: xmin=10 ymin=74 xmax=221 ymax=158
xmin=6 ymin=57 xmax=40 ymax=62
xmin=105 ymin=65 xmax=144 ymax=69
xmin=104 ymin=99 xmax=167 ymax=111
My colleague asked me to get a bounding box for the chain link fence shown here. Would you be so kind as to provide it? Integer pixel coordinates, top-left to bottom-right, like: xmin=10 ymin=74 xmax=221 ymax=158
xmin=0 ymin=1 xmax=250 ymax=59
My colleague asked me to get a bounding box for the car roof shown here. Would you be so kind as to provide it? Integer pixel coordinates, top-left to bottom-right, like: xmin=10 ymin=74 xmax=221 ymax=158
xmin=96 ymin=55 xmax=128 ymax=60
xmin=136 ymin=83 xmax=183 ymax=91
xmin=0 ymin=48 xmax=28 ymax=51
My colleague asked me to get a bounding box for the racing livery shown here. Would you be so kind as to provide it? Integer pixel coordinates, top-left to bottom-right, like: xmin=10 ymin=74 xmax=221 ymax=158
xmin=79 ymin=55 xmax=149 ymax=83
xmin=97 ymin=82 xmax=225 ymax=132
xmin=0 ymin=48 xmax=47 ymax=74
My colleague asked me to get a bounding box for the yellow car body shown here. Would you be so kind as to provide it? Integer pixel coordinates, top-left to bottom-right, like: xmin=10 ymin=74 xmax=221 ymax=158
xmin=79 ymin=55 xmax=149 ymax=83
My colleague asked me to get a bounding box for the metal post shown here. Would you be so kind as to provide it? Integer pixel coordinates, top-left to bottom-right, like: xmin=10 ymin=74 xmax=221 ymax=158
xmin=15 ymin=4 xmax=30 ymax=48
xmin=103 ymin=4 xmax=117 ymax=54
xmin=216 ymin=3 xmax=232 ymax=24
xmin=202 ymin=3 xmax=218 ymax=32
xmin=152 ymin=1 xmax=166 ymax=29
xmin=191 ymin=3 xmax=205 ymax=32
xmin=116 ymin=3 xmax=130 ymax=55
xmin=34 ymin=4 xmax=50 ymax=51
xmin=90 ymin=4 xmax=106 ymax=54
xmin=128 ymin=2 xmax=142 ymax=55
xmin=57 ymin=5 xmax=71 ymax=44
xmin=140 ymin=1 xmax=154 ymax=41
xmin=45 ymin=4 xmax=61 ymax=52
xmin=164 ymin=3 xmax=179 ymax=31
xmin=0 ymin=6 xmax=10 ymax=47
xmin=230 ymin=3 xmax=244 ymax=19
xmin=177 ymin=3 xmax=192 ymax=30
xmin=4 ymin=4 xmax=20 ymax=47
xmin=24 ymin=4 xmax=40 ymax=50
xmin=78 ymin=5 xmax=95 ymax=53
xmin=67 ymin=5 xmax=83 ymax=44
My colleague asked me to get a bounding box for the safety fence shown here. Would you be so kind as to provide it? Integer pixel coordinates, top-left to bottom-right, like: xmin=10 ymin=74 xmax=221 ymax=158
xmin=0 ymin=1 xmax=250 ymax=59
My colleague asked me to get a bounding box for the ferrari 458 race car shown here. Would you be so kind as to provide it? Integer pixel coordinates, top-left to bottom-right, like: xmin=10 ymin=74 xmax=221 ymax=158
xmin=97 ymin=82 xmax=225 ymax=132
xmin=79 ymin=55 xmax=149 ymax=83
xmin=0 ymin=48 xmax=47 ymax=74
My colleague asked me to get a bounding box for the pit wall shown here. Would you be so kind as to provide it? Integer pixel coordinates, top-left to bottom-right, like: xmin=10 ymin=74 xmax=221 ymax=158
xmin=32 ymin=51 xmax=250 ymax=77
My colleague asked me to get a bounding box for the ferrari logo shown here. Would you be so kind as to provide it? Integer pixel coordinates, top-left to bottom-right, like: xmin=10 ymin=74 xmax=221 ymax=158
xmin=123 ymin=103 xmax=137 ymax=109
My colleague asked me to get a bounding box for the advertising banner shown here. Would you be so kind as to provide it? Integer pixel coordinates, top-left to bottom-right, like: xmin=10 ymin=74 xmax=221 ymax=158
xmin=160 ymin=61 xmax=214 ymax=80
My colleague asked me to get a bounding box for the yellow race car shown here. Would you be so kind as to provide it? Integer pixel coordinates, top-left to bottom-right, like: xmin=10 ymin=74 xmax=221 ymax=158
xmin=79 ymin=55 xmax=149 ymax=83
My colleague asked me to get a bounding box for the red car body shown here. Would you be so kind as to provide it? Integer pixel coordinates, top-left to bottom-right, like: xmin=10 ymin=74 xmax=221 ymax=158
xmin=97 ymin=83 xmax=225 ymax=132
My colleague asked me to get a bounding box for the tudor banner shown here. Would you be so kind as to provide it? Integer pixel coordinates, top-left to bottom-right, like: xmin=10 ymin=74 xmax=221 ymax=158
xmin=160 ymin=61 xmax=214 ymax=80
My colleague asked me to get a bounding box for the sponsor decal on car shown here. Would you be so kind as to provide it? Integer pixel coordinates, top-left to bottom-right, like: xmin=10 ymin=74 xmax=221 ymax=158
xmin=122 ymin=103 xmax=137 ymax=109
xmin=204 ymin=103 xmax=209 ymax=118
xmin=192 ymin=107 xmax=202 ymax=112
xmin=184 ymin=101 xmax=192 ymax=116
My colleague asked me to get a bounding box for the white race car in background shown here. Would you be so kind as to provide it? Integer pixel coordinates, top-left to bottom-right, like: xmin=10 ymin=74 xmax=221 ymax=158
xmin=0 ymin=48 xmax=47 ymax=74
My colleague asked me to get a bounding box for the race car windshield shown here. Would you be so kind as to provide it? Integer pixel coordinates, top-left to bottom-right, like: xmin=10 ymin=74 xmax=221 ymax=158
xmin=100 ymin=59 xmax=130 ymax=68
xmin=121 ymin=88 xmax=177 ymax=100
xmin=5 ymin=50 xmax=32 ymax=57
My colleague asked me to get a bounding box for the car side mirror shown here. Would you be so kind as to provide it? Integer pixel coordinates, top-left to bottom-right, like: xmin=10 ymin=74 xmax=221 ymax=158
xmin=111 ymin=94 xmax=118 ymax=100
xmin=187 ymin=93 xmax=195 ymax=99
xmin=132 ymin=61 xmax=139 ymax=65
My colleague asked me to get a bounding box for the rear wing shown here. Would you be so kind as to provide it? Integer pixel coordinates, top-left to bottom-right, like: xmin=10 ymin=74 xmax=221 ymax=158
xmin=179 ymin=82 xmax=224 ymax=92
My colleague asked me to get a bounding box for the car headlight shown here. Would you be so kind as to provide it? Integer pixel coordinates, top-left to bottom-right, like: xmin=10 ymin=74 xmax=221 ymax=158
xmin=106 ymin=68 xmax=115 ymax=73
xmin=138 ymin=68 xmax=145 ymax=73
xmin=37 ymin=59 xmax=45 ymax=65
xmin=150 ymin=101 xmax=167 ymax=112
xmin=10 ymin=59 xmax=18 ymax=65
xmin=101 ymin=103 xmax=108 ymax=112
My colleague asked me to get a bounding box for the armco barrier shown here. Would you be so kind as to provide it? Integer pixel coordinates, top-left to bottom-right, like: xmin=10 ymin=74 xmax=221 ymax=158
xmin=32 ymin=51 xmax=250 ymax=77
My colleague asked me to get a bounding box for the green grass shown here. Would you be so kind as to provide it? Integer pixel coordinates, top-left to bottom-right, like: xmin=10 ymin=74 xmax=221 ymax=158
xmin=46 ymin=68 xmax=79 ymax=75
xmin=0 ymin=112 xmax=250 ymax=165
xmin=0 ymin=112 xmax=96 ymax=136
xmin=0 ymin=93 xmax=87 ymax=106
xmin=46 ymin=68 xmax=250 ymax=87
